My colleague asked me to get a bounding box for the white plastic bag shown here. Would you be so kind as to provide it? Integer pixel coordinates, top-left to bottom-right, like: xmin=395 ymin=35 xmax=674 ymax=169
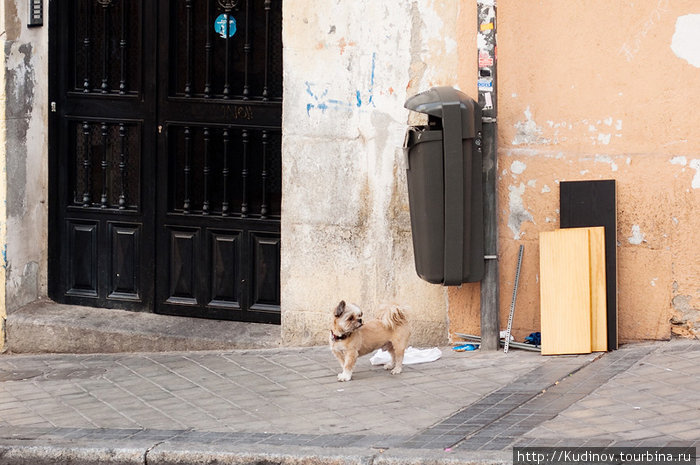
xmin=369 ymin=346 xmax=442 ymax=366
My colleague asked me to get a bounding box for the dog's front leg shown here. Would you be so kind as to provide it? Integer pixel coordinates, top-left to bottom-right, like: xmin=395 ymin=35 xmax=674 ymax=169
xmin=332 ymin=349 xmax=345 ymax=370
xmin=337 ymin=350 xmax=358 ymax=382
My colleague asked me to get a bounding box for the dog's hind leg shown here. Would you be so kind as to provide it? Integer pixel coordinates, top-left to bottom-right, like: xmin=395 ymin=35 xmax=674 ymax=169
xmin=390 ymin=347 xmax=405 ymax=375
xmin=381 ymin=342 xmax=395 ymax=371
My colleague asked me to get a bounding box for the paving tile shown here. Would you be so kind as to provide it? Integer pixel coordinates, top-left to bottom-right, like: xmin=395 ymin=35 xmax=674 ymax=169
xmin=1 ymin=340 xmax=697 ymax=454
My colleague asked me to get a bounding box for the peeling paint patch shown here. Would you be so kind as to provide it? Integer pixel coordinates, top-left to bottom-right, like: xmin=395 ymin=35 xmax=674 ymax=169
xmin=597 ymin=133 xmax=612 ymax=145
xmin=671 ymin=294 xmax=698 ymax=337
xmin=672 ymin=295 xmax=695 ymax=315
xmin=670 ymin=156 xmax=687 ymax=166
xmin=594 ymin=155 xmax=618 ymax=172
xmin=628 ymin=224 xmax=645 ymax=245
xmin=690 ymin=159 xmax=700 ymax=189
xmin=444 ymin=37 xmax=457 ymax=54
xmin=541 ymin=185 xmax=551 ymax=193
xmin=512 ymin=106 xmax=549 ymax=145
xmin=584 ymin=118 xmax=623 ymax=145
xmin=510 ymin=160 xmax=526 ymax=175
xmin=508 ymin=183 xmax=534 ymax=239
xmin=671 ymin=14 xmax=700 ymax=68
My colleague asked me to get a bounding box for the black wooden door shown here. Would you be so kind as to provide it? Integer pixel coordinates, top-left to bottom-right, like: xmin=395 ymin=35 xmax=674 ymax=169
xmin=49 ymin=0 xmax=282 ymax=324
xmin=49 ymin=0 xmax=158 ymax=311
xmin=155 ymin=0 xmax=282 ymax=323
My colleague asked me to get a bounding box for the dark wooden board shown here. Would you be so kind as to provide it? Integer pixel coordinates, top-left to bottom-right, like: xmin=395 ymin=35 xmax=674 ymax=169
xmin=560 ymin=180 xmax=617 ymax=350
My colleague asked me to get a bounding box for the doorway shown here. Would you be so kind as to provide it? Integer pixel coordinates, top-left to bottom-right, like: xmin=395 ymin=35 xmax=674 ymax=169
xmin=49 ymin=0 xmax=283 ymax=324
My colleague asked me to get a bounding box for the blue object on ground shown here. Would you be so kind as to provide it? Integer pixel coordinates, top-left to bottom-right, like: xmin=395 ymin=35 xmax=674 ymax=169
xmin=524 ymin=332 xmax=541 ymax=345
xmin=453 ymin=344 xmax=479 ymax=351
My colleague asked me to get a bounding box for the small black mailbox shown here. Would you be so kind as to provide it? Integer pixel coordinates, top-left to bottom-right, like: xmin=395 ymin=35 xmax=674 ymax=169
xmin=403 ymin=86 xmax=484 ymax=285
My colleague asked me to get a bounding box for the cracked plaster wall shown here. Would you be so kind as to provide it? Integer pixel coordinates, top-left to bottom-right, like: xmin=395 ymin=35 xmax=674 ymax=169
xmin=450 ymin=0 xmax=700 ymax=343
xmin=0 ymin=0 xmax=49 ymax=351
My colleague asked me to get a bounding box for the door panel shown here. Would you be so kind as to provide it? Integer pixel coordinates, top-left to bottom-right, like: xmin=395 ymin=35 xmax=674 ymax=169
xmin=167 ymin=0 xmax=282 ymax=100
xmin=109 ymin=222 xmax=141 ymax=300
xmin=72 ymin=0 xmax=144 ymax=96
xmin=69 ymin=119 xmax=142 ymax=211
xmin=166 ymin=227 xmax=200 ymax=304
xmin=209 ymin=230 xmax=241 ymax=307
xmin=66 ymin=220 xmax=99 ymax=297
xmin=252 ymin=233 xmax=280 ymax=309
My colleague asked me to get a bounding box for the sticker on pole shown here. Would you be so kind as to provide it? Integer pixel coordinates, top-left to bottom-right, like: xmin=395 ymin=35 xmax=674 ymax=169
xmin=214 ymin=14 xmax=237 ymax=38
xmin=478 ymin=78 xmax=493 ymax=92
xmin=479 ymin=50 xmax=494 ymax=67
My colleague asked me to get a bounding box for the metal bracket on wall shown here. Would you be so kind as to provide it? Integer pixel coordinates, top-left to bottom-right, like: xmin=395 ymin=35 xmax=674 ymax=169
xmin=28 ymin=0 xmax=43 ymax=27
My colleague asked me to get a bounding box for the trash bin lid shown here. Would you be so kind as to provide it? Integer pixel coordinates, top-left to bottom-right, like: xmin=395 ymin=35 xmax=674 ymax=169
xmin=404 ymin=86 xmax=479 ymax=138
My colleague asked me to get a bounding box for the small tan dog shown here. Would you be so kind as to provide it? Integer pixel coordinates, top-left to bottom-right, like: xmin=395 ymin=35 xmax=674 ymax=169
xmin=329 ymin=300 xmax=410 ymax=382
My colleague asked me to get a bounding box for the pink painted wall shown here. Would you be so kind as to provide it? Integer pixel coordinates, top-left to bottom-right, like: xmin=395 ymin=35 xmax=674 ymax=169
xmin=449 ymin=0 xmax=700 ymax=343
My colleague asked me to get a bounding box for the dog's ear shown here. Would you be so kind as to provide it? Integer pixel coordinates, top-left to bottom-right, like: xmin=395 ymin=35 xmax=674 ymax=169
xmin=334 ymin=300 xmax=346 ymax=317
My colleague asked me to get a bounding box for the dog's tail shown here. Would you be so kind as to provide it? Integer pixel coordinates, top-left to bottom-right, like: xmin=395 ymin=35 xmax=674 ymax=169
xmin=379 ymin=304 xmax=408 ymax=330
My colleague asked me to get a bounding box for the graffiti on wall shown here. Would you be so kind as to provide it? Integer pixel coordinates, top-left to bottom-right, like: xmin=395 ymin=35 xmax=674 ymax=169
xmin=305 ymin=53 xmax=377 ymax=115
xmin=618 ymin=0 xmax=669 ymax=62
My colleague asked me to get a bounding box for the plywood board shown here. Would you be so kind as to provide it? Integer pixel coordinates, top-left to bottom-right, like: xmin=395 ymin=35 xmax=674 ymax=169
xmin=539 ymin=228 xmax=592 ymax=355
xmin=560 ymin=180 xmax=617 ymax=350
xmin=588 ymin=227 xmax=607 ymax=352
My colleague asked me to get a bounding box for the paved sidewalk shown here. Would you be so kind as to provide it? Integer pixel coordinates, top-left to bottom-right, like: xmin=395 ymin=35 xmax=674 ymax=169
xmin=0 ymin=339 xmax=698 ymax=464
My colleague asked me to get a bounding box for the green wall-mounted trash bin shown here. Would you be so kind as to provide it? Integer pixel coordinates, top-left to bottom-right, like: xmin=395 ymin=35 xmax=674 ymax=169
xmin=403 ymin=86 xmax=484 ymax=285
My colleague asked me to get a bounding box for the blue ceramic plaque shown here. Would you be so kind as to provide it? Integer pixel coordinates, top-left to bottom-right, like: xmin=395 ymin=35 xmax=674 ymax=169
xmin=214 ymin=14 xmax=236 ymax=38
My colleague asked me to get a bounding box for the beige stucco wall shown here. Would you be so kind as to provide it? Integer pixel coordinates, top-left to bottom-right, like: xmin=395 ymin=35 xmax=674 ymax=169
xmin=281 ymin=0 xmax=478 ymax=346
xmin=0 ymin=1 xmax=6 ymax=351
xmin=450 ymin=0 xmax=700 ymax=343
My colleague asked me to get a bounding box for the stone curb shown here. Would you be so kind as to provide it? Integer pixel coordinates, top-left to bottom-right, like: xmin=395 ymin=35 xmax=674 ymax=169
xmin=0 ymin=443 xmax=147 ymax=465
xmin=0 ymin=440 xmax=513 ymax=465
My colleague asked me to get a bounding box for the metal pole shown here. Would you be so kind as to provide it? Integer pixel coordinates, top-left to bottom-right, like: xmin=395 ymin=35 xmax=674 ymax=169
xmin=477 ymin=0 xmax=499 ymax=350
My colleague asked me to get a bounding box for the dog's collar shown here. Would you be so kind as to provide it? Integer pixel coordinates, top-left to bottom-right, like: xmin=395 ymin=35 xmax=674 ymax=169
xmin=330 ymin=330 xmax=350 ymax=341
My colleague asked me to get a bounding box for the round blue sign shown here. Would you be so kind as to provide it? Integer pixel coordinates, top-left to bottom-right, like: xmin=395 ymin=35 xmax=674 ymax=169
xmin=214 ymin=14 xmax=237 ymax=38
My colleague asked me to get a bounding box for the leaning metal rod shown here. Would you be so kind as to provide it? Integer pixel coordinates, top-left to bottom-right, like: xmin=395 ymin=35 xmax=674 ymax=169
xmin=504 ymin=244 xmax=524 ymax=353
